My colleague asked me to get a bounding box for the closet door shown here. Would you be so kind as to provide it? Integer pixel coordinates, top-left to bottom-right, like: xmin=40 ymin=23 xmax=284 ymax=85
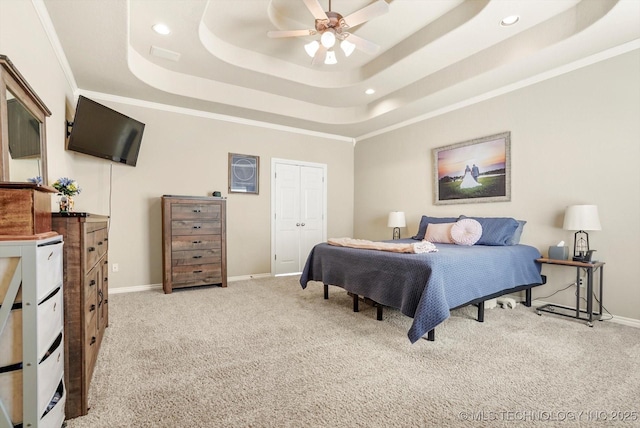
xmin=273 ymin=160 xmax=326 ymax=275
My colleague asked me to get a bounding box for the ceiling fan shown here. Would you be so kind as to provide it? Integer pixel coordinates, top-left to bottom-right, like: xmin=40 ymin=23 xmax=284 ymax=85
xmin=267 ymin=0 xmax=389 ymax=65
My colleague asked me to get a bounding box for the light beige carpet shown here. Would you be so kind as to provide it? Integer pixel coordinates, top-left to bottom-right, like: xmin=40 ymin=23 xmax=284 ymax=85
xmin=66 ymin=276 xmax=639 ymax=427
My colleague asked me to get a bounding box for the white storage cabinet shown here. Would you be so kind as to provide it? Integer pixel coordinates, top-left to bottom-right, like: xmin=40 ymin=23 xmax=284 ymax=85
xmin=0 ymin=236 xmax=65 ymax=428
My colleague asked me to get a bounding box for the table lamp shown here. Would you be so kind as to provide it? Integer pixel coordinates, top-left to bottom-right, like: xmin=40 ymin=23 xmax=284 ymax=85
xmin=563 ymin=204 xmax=601 ymax=261
xmin=387 ymin=211 xmax=406 ymax=240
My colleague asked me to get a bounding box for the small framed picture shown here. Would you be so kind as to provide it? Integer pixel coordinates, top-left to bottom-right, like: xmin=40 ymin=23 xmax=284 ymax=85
xmin=229 ymin=153 xmax=259 ymax=194
xmin=433 ymin=132 xmax=511 ymax=205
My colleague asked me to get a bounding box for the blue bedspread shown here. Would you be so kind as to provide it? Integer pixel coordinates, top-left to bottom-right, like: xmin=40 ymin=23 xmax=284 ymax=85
xmin=299 ymin=240 xmax=543 ymax=343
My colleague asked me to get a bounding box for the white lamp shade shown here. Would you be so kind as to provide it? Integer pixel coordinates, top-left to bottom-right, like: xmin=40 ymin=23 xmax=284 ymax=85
xmin=563 ymin=205 xmax=601 ymax=231
xmin=387 ymin=211 xmax=406 ymax=228
xmin=324 ymin=50 xmax=337 ymax=65
xmin=340 ymin=39 xmax=355 ymax=57
xmin=304 ymin=41 xmax=319 ymax=57
xmin=320 ymin=30 xmax=336 ymax=48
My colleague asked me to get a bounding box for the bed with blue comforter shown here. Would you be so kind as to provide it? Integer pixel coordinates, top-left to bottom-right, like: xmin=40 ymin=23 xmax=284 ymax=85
xmin=299 ymin=239 xmax=543 ymax=343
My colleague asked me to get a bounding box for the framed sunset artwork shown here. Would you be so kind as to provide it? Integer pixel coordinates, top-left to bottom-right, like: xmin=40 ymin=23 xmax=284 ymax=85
xmin=432 ymin=132 xmax=511 ymax=205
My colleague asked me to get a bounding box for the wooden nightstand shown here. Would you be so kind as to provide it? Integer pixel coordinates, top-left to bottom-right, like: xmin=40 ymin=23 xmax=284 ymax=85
xmin=535 ymin=258 xmax=605 ymax=326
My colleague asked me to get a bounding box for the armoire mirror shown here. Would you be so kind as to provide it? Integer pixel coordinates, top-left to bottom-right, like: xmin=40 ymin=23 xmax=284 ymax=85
xmin=0 ymin=55 xmax=51 ymax=185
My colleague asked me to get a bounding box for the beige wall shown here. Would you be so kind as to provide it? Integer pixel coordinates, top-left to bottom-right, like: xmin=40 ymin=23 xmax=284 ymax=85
xmin=66 ymin=102 xmax=355 ymax=286
xmin=355 ymin=50 xmax=640 ymax=320
xmin=0 ymin=1 xmax=354 ymax=289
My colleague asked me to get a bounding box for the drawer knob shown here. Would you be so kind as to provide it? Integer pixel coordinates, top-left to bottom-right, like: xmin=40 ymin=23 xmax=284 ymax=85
xmin=98 ymin=241 xmax=103 ymax=246
xmin=193 ymin=208 xmax=202 ymax=213
xmin=193 ymin=225 xmax=202 ymax=229
xmin=192 ymin=240 xmax=202 ymax=244
xmin=194 ymin=270 xmax=203 ymax=273
xmin=90 ymin=336 xmax=96 ymax=345
xmin=90 ymin=279 xmax=96 ymax=286
xmin=193 ymin=255 xmax=202 ymax=259
xmin=90 ymin=304 xmax=96 ymax=312
xmin=88 ymin=247 xmax=96 ymax=252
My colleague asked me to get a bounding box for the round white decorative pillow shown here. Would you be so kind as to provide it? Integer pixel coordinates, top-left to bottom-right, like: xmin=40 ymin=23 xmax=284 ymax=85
xmin=450 ymin=218 xmax=483 ymax=246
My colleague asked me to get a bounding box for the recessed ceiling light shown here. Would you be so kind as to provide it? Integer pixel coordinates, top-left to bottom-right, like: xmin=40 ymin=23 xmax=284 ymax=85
xmin=152 ymin=23 xmax=171 ymax=35
xmin=365 ymin=88 xmax=375 ymax=95
xmin=500 ymin=15 xmax=520 ymax=27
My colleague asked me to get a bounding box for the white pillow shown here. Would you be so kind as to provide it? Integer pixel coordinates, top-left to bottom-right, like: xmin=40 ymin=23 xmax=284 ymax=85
xmin=424 ymin=222 xmax=455 ymax=243
xmin=451 ymin=218 xmax=483 ymax=246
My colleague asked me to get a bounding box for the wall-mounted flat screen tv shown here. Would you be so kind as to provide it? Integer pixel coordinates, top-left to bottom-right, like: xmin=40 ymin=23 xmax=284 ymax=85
xmin=67 ymin=95 xmax=145 ymax=166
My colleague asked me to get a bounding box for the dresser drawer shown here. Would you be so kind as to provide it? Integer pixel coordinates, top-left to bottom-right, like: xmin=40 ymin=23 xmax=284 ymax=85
xmin=172 ymin=248 xmax=222 ymax=266
xmin=37 ymin=287 xmax=64 ymax=361
xmin=36 ymin=241 xmax=63 ymax=301
xmin=84 ymin=312 xmax=98 ymax=381
xmin=85 ymin=229 xmax=107 ymax=272
xmin=37 ymin=334 xmax=64 ymax=417
xmin=171 ymin=263 xmax=222 ymax=286
xmin=171 ymin=234 xmax=221 ymax=251
xmin=0 ymin=292 xmax=63 ymax=368
xmin=171 ymin=220 xmax=220 ymax=236
xmin=0 ymin=334 xmax=64 ymax=425
xmin=172 ymin=203 xmax=221 ymax=220
xmin=40 ymin=381 xmax=66 ymax=428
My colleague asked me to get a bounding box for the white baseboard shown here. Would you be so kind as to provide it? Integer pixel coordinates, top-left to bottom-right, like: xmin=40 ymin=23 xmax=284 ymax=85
xmin=109 ymin=283 xmax=162 ymax=294
xmin=108 ymin=273 xmax=273 ymax=294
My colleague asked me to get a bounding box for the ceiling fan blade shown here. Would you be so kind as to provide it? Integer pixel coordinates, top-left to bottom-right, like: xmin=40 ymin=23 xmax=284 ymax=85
xmin=311 ymin=45 xmax=327 ymax=65
xmin=343 ymin=33 xmax=380 ymax=55
xmin=342 ymin=0 xmax=389 ymax=28
xmin=267 ymin=29 xmax=316 ymax=38
xmin=303 ymin=0 xmax=329 ymax=20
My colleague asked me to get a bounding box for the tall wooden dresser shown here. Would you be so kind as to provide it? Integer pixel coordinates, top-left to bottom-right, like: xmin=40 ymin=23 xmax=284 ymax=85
xmin=0 ymin=235 xmax=66 ymax=428
xmin=51 ymin=213 xmax=109 ymax=419
xmin=161 ymin=195 xmax=227 ymax=293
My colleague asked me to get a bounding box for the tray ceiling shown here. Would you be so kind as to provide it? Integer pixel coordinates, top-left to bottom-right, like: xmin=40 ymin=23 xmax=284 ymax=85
xmin=42 ymin=0 xmax=640 ymax=140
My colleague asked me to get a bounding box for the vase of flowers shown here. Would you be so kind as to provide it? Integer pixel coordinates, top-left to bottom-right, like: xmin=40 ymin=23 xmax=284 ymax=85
xmin=52 ymin=177 xmax=81 ymax=212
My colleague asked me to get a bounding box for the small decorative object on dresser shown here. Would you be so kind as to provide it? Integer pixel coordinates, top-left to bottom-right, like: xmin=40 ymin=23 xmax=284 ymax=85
xmin=51 ymin=177 xmax=81 ymax=213
xmin=51 ymin=212 xmax=109 ymax=418
xmin=162 ymin=195 xmax=227 ymax=293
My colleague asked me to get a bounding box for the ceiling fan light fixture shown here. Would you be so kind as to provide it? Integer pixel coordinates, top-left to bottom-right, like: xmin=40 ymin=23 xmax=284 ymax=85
xmin=304 ymin=40 xmax=320 ymax=57
xmin=325 ymin=50 xmax=337 ymax=65
xmin=320 ymin=30 xmax=336 ymax=48
xmin=340 ymin=39 xmax=355 ymax=57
